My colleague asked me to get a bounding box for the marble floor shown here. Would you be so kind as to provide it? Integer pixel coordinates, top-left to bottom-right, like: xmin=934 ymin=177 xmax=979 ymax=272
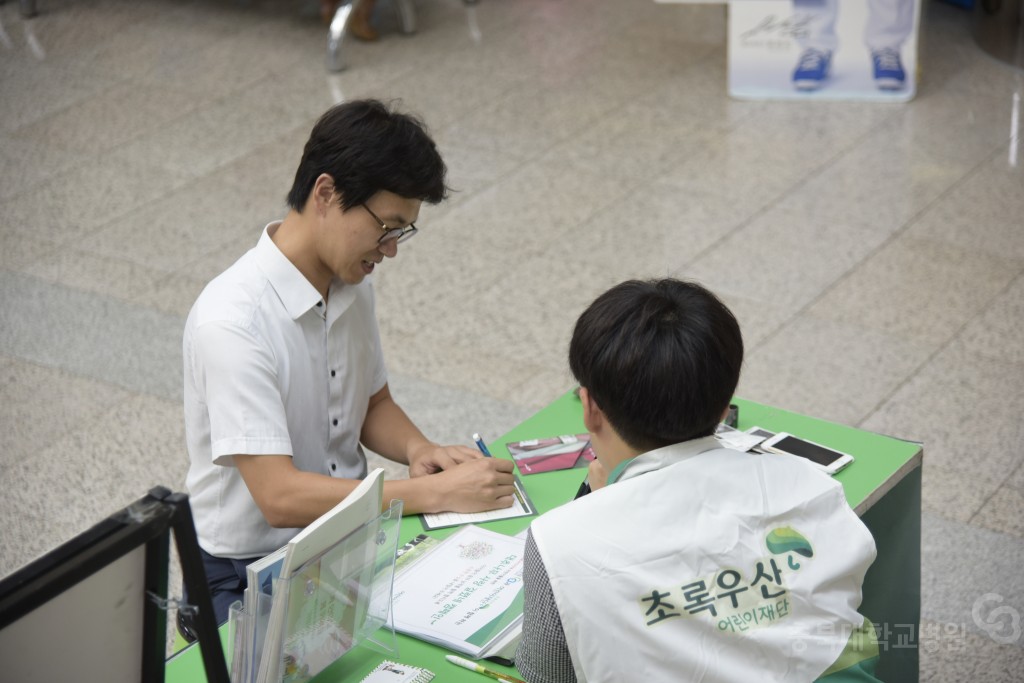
xmin=1 ymin=0 xmax=1022 ymax=677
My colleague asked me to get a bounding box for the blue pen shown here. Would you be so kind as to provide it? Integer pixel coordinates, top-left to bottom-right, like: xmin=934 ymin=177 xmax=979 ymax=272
xmin=472 ymin=433 xmax=493 ymax=457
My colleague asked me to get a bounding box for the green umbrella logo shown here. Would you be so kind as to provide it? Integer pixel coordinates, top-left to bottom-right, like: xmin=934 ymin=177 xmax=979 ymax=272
xmin=766 ymin=527 xmax=813 ymax=558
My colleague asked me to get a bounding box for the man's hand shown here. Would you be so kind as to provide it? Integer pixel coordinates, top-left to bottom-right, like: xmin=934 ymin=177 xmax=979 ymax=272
xmin=587 ymin=458 xmax=610 ymax=492
xmin=427 ymin=457 xmax=517 ymax=513
xmin=407 ymin=443 xmax=482 ymax=478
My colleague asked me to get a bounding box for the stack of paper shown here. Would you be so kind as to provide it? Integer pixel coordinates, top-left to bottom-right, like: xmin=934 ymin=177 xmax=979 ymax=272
xmin=390 ymin=525 xmax=526 ymax=659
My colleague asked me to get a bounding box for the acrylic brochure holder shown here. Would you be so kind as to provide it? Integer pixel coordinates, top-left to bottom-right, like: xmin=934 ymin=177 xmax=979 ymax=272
xmin=230 ymin=500 xmax=403 ymax=683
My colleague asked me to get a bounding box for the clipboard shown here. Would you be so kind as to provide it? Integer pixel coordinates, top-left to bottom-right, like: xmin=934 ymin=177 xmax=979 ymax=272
xmin=420 ymin=476 xmax=537 ymax=531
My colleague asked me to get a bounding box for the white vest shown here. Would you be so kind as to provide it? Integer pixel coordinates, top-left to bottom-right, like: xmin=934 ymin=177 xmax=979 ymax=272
xmin=530 ymin=436 xmax=877 ymax=683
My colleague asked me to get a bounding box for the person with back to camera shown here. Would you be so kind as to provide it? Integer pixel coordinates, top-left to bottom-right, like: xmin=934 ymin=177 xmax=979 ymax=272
xmin=180 ymin=99 xmax=515 ymax=638
xmin=515 ymin=278 xmax=881 ymax=682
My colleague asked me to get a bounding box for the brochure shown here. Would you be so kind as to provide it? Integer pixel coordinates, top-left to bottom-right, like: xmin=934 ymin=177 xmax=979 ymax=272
xmin=251 ymin=468 xmax=385 ymax=683
xmin=390 ymin=525 xmax=526 ymax=659
xmin=243 ymin=549 xmax=286 ymax=680
xmin=358 ymin=660 xmax=434 ymax=683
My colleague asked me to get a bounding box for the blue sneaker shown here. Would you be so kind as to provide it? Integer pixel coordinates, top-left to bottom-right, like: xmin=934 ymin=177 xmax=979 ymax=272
xmin=871 ymin=48 xmax=905 ymax=90
xmin=792 ymin=48 xmax=832 ymax=91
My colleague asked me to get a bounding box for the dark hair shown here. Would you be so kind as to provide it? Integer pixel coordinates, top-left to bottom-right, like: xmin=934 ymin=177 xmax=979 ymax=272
xmin=286 ymin=99 xmax=448 ymax=211
xmin=569 ymin=279 xmax=744 ymax=453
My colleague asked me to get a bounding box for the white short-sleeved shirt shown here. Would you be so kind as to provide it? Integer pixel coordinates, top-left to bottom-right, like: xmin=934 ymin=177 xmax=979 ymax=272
xmin=183 ymin=222 xmax=387 ymax=558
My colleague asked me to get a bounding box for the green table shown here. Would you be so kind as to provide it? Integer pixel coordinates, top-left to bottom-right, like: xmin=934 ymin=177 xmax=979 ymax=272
xmin=167 ymin=391 xmax=922 ymax=682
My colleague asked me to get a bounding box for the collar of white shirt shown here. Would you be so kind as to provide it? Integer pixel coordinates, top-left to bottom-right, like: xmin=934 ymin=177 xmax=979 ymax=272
xmin=612 ymin=435 xmax=725 ymax=484
xmin=256 ymin=221 xmax=357 ymax=321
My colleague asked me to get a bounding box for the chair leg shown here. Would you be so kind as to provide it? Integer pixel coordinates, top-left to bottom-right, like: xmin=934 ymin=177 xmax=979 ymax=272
xmin=326 ymin=1 xmax=354 ymax=72
xmin=394 ymin=0 xmax=416 ymax=35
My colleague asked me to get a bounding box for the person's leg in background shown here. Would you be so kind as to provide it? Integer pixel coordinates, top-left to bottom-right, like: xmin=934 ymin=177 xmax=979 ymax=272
xmin=864 ymin=0 xmax=915 ymax=89
xmin=348 ymin=0 xmax=379 ymax=41
xmin=792 ymin=0 xmax=840 ymax=90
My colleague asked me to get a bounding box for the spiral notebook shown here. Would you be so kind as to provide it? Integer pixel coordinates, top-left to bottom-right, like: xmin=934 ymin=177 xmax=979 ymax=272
xmin=359 ymin=660 xmax=434 ymax=682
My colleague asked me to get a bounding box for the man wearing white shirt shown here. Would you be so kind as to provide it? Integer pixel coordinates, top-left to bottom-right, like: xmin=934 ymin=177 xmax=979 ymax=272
xmin=181 ymin=100 xmax=515 ymax=636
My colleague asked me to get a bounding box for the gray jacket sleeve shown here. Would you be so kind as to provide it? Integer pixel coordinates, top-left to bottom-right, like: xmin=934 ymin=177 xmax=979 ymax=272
xmin=515 ymin=529 xmax=577 ymax=683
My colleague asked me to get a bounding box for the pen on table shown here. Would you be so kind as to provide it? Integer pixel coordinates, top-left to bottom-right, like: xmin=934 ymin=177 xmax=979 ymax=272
xmin=445 ymin=655 xmax=526 ymax=683
xmin=473 ymin=433 xmax=527 ymax=510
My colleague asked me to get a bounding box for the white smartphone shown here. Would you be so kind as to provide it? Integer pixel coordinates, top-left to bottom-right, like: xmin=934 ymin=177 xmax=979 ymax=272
xmin=746 ymin=426 xmax=775 ymax=440
xmin=760 ymin=432 xmax=854 ymax=475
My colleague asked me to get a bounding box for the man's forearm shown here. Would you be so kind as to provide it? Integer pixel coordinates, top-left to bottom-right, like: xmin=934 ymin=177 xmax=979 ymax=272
xmin=235 ymin=454 xmax=444 ymax=526
xmin=360 ymin=387 xmax=434 ymax=465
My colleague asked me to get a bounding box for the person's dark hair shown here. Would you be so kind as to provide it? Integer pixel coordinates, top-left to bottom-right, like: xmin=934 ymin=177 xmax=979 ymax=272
xmin=286 ymin=99 xmax=448 ymax=211
xmin=569 ymin=279 xmax=743 ymax=453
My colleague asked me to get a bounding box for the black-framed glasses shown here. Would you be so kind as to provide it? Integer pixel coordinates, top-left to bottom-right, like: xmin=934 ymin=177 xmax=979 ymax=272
xmin=362 ymin=204 xmax=418 ymax=245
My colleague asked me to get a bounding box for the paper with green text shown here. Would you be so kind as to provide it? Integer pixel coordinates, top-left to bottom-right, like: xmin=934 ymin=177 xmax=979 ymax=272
xmin=390 ymin=525 xmax=525 ymax=659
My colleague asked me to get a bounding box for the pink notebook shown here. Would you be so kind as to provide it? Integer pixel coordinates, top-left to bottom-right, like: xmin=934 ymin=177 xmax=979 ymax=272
xmin=507 ymin=434 xmax=595 ymax=474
